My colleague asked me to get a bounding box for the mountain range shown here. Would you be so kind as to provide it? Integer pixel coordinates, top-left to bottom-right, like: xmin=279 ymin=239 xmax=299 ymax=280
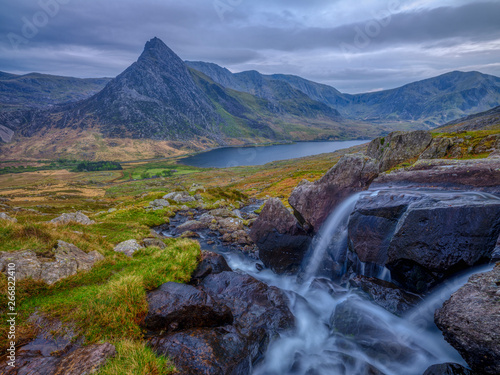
xmin=1 ymin=37 xmax=500 ymax=160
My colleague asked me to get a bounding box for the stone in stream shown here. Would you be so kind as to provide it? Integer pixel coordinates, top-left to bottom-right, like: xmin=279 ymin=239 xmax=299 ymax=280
xmin=288 ymin=153 xmax=378 ymax=231
xmin=249 ymin=198 xmax=312 ymax=274
xmin=422 ymin=363 xmax=473 ymax=375
xmin=190 ymin=251 xmax=232 ymax=285
xmin=435 ymin=264 xmax=500 ymax=375
xmin=349 ymin=275 xmax=422 ymax=316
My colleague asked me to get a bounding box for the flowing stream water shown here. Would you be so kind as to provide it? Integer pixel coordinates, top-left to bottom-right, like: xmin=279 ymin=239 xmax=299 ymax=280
xmin=163 ymin=189 xmax=497 ymax=374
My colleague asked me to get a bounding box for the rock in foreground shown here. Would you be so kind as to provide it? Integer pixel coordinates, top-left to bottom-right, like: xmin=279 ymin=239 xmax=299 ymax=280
xmin=250 ymin=198 xmax=311 ymax=274
xmin=435 ymin=264 xmax=500 ymax=375
xmin=49 ymin=211 xmax=95 ymax=225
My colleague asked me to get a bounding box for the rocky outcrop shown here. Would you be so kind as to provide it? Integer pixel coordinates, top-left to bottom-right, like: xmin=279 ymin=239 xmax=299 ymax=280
xmin=348 ymin=190 xmax=500 ymax=292
xmin=49 ymin=211 xmax=95 ymax=225
xmin=422 ymin=363 xmax=473 ymax=375
xmin=288 ymin=153 xmax=378 ymax=231
xmin=163 ymin=191 xmax=196 ymax=203
xmin=114 ymin=239 xmax=143 ymax=257
xmin=250 ymin=198 xmax=311 ymax=274
xmin=144 ymin=282 xmax=233 ymax=332
xmin=419 ymin=137 xmax=454 ymax=159
xmin=0 ymin=314 xmax=115 ymax=375
xmin=367 ymin=131 xmax=433 ymax=171
xmin=349 ymin=275 xmax=422 ymax=315
xmin=149 ymin=271 xmax=294 ymax=375
xmin=372 ymin=158 xmax=500 ymax=194
xmin=0 ymin=241 xmax=104 ymax=285
xmin=0 ymin=212 xmax=17 ymax=222
xmin=435 ymin=264 xmax=500 ymax=375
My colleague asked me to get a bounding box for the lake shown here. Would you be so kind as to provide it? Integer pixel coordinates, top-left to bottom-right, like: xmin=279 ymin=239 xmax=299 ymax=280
xmin=179 ymin=140 xmax=368 ymax=168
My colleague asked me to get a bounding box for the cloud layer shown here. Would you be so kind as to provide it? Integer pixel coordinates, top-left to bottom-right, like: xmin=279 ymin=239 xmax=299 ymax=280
xmin=1 ymin=0 xmax=499 ymax=93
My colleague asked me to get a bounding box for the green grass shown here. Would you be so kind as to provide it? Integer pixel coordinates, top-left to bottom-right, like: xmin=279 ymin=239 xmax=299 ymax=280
xmin=97 ymin=339 xmax=176 ymax=375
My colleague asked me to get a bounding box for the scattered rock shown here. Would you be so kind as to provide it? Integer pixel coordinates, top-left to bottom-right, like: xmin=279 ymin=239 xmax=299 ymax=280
xmin=349 ymin=275 xmax=422 ymax=315
xmin=147 ymin=199 xmax=170 ymax=210
xmin=180 ymin=231 xmax=200 ymax=238
xmin=144 ymin=282 xmax=233 ymax=332
xmin=0 ymin=212 xmax=16 ymax=223
xmin=0 ymin=241 xmax=104 ymax=285
xmin=108 ymin=208 xmax=117 ymax=213
xmin=175 ymin=220 xmax=209 ymax=234
xmin=141 ymin=238 xmax=166 ymax=249
xmin=208 ymin=208 xmax=236 ymax=218
xmin=422 ymin=363 xmax=473 ymax=375
xmin=163 ymin=192 xmax=196 ymax=203
xmin=250 ymin=198 xmax=311 ymax=274
xmin=435 ymin=264 xmax=500 ymax=375
xmin=367 ymin=130 xmax=433 ymax=171
xmin=49 ymin=211 xmax=95 ymax=226
xmin=217 ymin=217 xmax=244 ymax=234
xmin=288 ymin=153 xmax=378 ymax=231
xmin=179 ymin=205 xmax=190 ymax=211
xmin=114 ymin=239 xmax=143 ymax=257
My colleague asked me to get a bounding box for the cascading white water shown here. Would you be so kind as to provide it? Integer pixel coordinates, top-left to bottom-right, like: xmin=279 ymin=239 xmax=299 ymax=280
xmin=212 ymin=189 xmax=499 ymax=375
xmin=301 ymin=192 xmax=363 ymax=280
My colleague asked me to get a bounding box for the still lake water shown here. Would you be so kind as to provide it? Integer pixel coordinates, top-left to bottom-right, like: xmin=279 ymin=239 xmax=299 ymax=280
xmin=180 ymin=140 xmax=368 ymax=168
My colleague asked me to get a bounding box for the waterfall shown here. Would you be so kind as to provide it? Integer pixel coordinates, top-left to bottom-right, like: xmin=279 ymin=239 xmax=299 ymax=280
xmin=301 ymin=192 xmax=363 ymax=280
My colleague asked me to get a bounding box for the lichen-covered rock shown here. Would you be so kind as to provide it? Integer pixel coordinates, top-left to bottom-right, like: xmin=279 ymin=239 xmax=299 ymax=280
xmin=144 ymin=282 xmax=233 ymax=332
xmin=0 ymin=241 xmax=104 ymax=285
xmin=367 ymin=130 xmax=433 ymax=171
xmin=141 ymin=237 xmax=166 ymax=249
xmin=147 ymin=198 xmax=170 ymax=210
xmin=49 ymin=211 xmax=95 ymax=225
xmin=114 ymin=239 xmax=143 ymax=257
xmin=435 ymin=264 xmax=500 ymax=375
xmin=419 ymin=137 xmax=454 ymax=159
xmin=163 ymin=191 xmax=195 ymax=203
xmin=250 ymin=198 xmax=311 ymax=274
xmin=288 ymin=153 xmax=378 ymax=231
xmin=0 ymin=212 xmax=17 ymax=222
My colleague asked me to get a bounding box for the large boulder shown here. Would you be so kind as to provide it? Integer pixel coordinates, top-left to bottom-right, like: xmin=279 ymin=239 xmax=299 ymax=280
xmin=367 ymin=130 xmax=433 ymax=171
xmin=348 ymin=190 xmax=500 ymax=293
xmin=288 ymin=153 xmax=378 ymax=231
xmin=435 ymin=264 xmax=500 ymax=375
xmin=250 ymin=198 xmax=311 ymax=274
xmin=49 ymin=211 xmax=95 ymax=225
xmin=150 ymin=271 xmax=294 ymax=375
xmin=0 ymin=241 xmax=104 ymax=285
xmin=144 ymin=282 xmax=233 ymax=332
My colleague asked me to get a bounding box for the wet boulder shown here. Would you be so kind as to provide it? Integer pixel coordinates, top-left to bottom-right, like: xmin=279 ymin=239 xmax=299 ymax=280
xmin=367 ymin=130 xmax=433 ymax=171
xmin=348 ymin=190 xmax=500 ymax=293
xmin=288 ymin=153 xmax=378 ymax=231
xmin=422 ymin=363 xmax=473 ymax=375
xmin=149 ymin=326 xmax=252 ymax=375
xmin=190 ymin=251 xmax=232 ymax=284
xmin=149 ymin=271 xmax=294 ymax=375
xmin=435 ymin=264 xmax=500 ymax=375
xmin=249 ymin=198 xmax=311 ymax=274
xmin=144 ymin=282 xmax=233 ymax=332
xmin=349 ymin=275 xmax=422 ymax=316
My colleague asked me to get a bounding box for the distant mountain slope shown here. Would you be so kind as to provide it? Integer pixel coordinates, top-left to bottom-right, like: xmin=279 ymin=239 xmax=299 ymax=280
xmin=435 ymin=105 xmax=500 ymax=132
xmin=0 ymin=72 xmax=111 ymax=110
xmin=186 ymin=62 xmax=500 ymax=127
xmin=344 ymin=71 xmax=500 ymax=126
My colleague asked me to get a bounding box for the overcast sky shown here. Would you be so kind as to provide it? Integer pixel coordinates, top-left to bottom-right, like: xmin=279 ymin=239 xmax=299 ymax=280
xmin=1 ymin=0 xmax=500 ymax=93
